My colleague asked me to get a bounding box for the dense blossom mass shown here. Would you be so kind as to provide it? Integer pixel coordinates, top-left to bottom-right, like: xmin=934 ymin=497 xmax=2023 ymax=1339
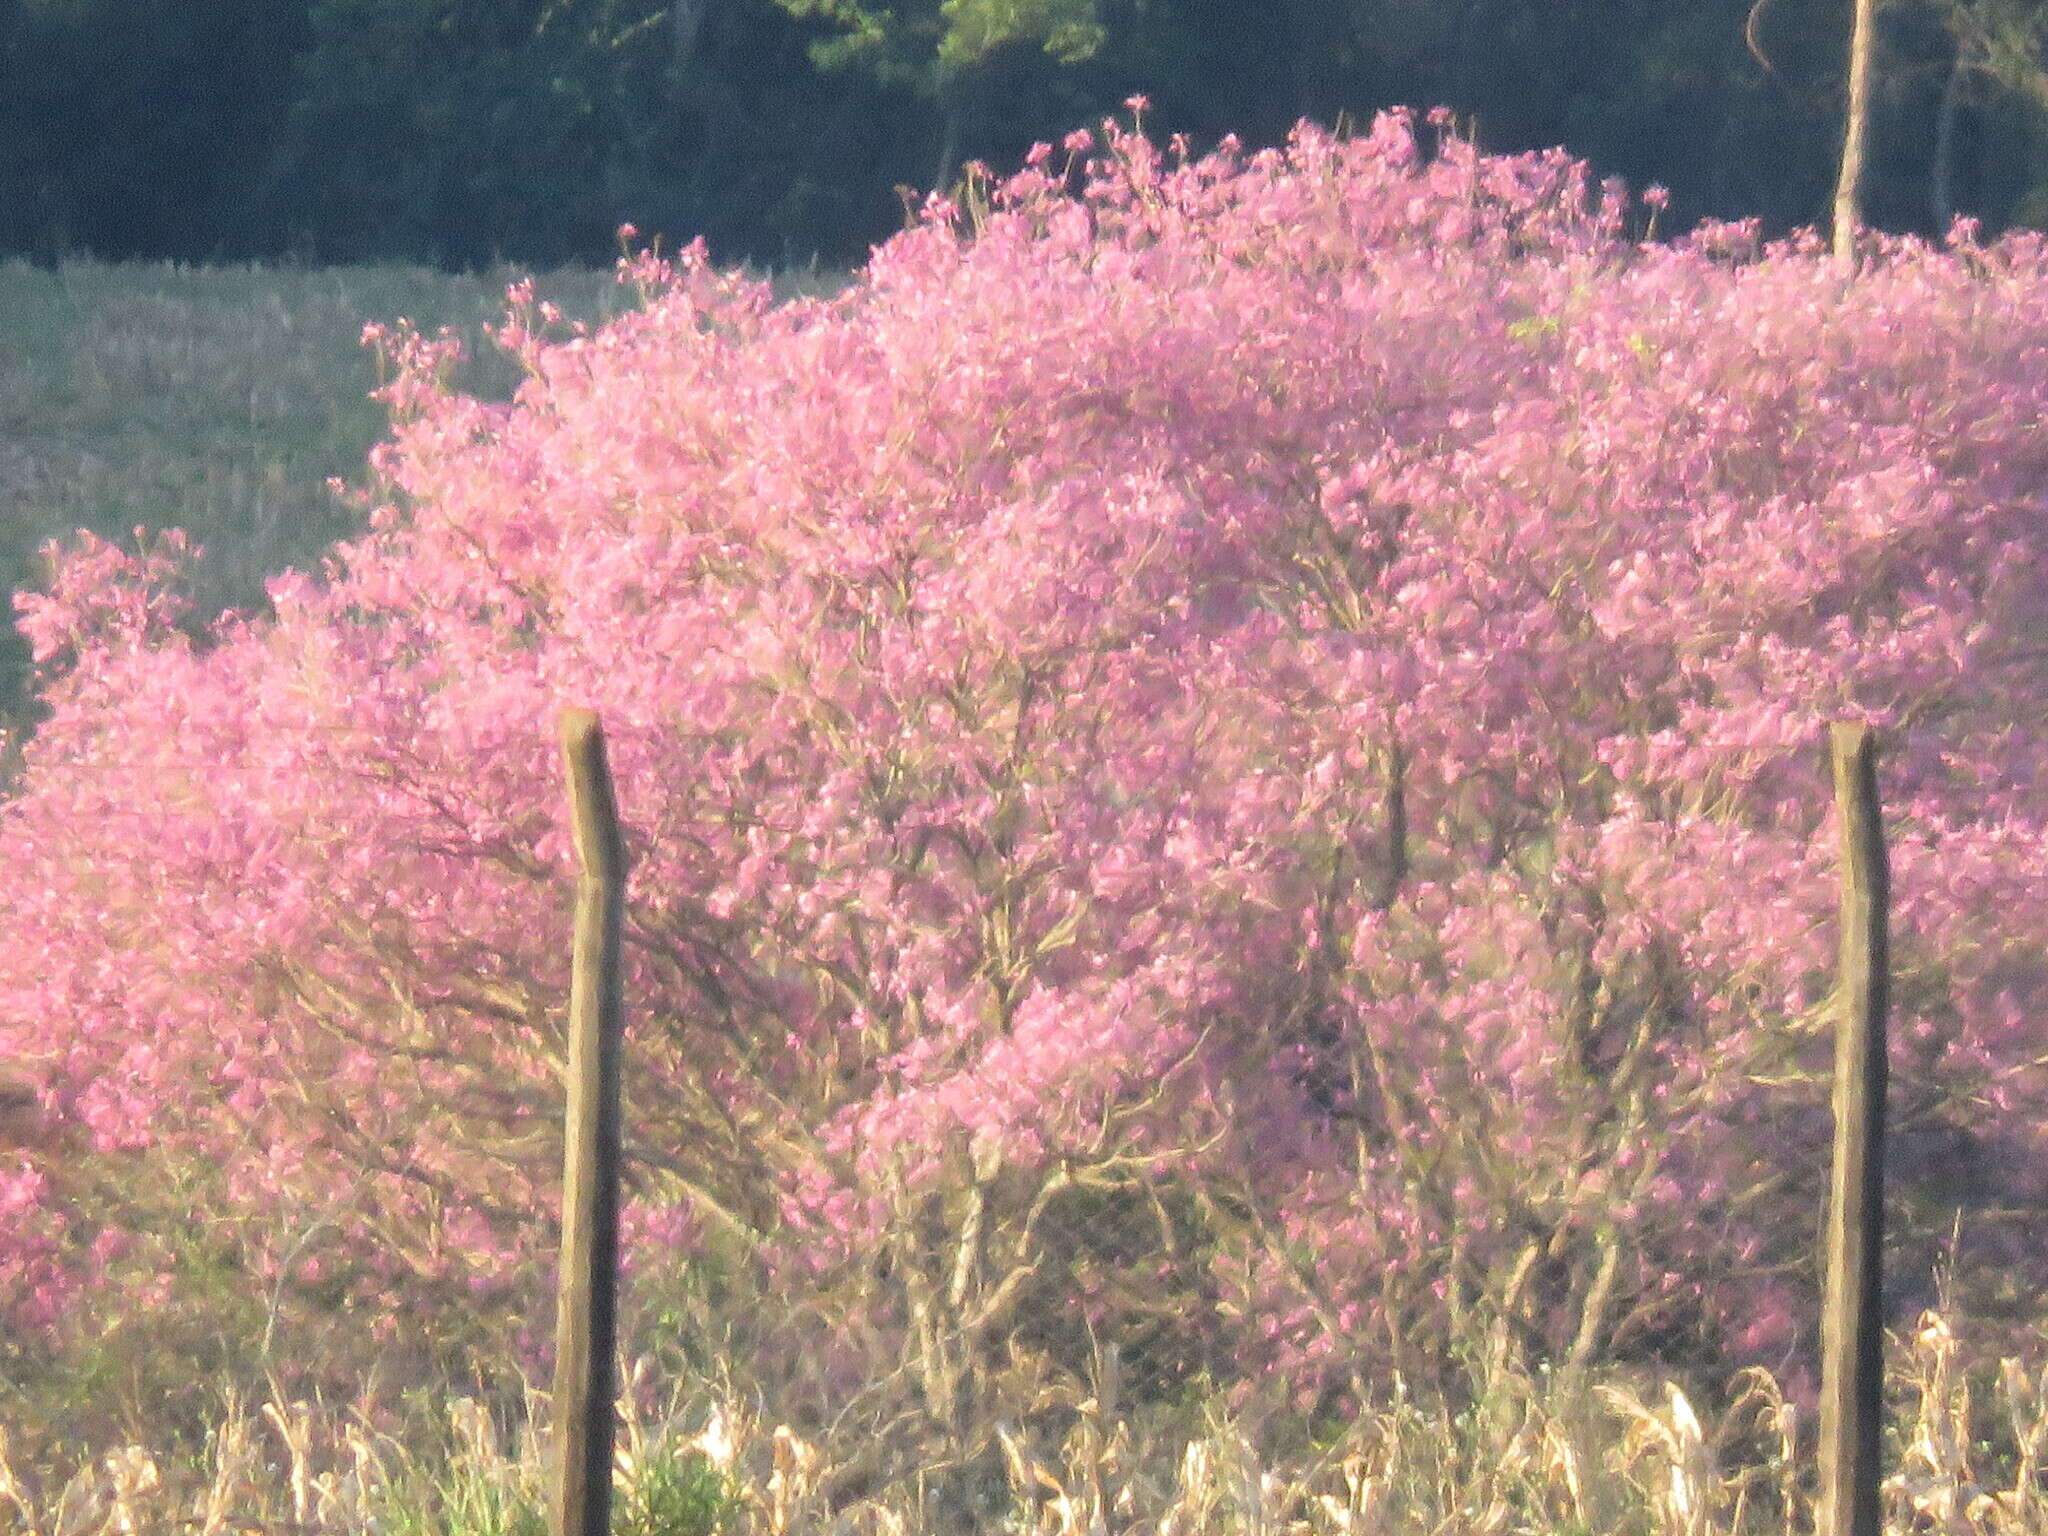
xmin=3 ymin=108 xmax=2046 ymax=1417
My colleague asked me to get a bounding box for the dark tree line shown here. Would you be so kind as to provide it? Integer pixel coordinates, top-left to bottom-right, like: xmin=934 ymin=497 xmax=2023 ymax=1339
xmin=2 ymin=0 xmax=2047 ymax=271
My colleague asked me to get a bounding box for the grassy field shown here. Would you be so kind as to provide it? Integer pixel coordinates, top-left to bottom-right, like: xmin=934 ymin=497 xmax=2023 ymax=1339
xmin=0 ymin=257 xmax=616 ymax=762
xmin=0 ymin=255 xmax=849 ymax=779
xmin=1 ymin=1306 xmax=2042 ymax=1535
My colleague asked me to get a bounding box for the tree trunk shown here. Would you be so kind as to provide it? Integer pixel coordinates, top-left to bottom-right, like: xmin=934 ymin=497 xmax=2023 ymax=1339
xmin=1833 ymin=0 xmax=1878 ymax=267
xmin=932 ymin=81 xmax=967 ymax=197
xmin=672 ymin=0 xmax=709 ymax=71
xmin=1931 ymin=51 xmax=1966 ymax=232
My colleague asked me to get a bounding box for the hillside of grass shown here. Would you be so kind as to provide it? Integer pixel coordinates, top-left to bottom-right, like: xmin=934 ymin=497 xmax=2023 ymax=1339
xmin=0 ymin=256 xmax=849 ymax=781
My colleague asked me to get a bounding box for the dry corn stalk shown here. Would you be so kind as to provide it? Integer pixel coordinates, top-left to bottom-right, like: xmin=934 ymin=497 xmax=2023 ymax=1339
xmin=1599 ymin=1380 xmax=1714 ymax=1536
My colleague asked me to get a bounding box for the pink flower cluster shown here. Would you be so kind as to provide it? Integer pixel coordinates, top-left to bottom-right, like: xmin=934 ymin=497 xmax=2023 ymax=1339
xmin=3 ymin=108 xmax=2046 ymax=1401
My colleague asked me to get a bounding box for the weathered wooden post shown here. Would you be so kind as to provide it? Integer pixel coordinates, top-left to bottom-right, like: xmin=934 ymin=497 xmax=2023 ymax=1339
xmin=551 ymin=708 xmax=630 ymax=1536
xmin=1818 ymin=721 xmax=1889 ymax=1536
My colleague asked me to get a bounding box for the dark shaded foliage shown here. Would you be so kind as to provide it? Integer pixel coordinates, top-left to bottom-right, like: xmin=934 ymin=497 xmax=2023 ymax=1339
xmin=2 ymin=0 xmax=2046 ymax=270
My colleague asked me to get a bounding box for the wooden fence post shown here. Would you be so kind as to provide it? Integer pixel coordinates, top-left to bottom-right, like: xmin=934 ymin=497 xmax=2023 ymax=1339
xmin=551 ymin=708 xmax=630 ymax=1536
xmin=1818 ymin=721 xmax=1889 ymax=1536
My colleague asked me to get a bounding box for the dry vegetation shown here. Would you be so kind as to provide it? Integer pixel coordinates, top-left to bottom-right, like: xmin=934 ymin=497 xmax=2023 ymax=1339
xmin=2 ymin=1309 xmax=2045 ymax=1535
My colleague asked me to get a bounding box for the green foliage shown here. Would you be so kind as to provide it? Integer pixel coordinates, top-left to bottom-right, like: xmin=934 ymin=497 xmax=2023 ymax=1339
xmin=358 ymin=1433 xmax=735 ymax=1536
xmin=13 ymin=0 xmax=2048 ymax=269
xmin=266 ymin=0 xmax=678 ymax=265
xmin=370 ymin=1465 xmax=548 ymax=1536
xmin=0 ymin=0 xmax=303 ymax=259
xmin=940 ymin=0 xmax=1106 ymax=71
xmin=618 ymin=1449 xmax=742 ymax=1536
xmin=773 ymin=0 xmax=1104 ymax=86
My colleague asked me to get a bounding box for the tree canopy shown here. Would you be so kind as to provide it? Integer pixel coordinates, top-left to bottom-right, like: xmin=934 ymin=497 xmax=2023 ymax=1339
xmin=4 ymin=0 xmax=2048 ymax=269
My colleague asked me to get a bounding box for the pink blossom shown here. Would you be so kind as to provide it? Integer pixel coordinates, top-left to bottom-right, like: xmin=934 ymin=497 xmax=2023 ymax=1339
xmin=2 ymin=110 xmax=2046 ymax=1410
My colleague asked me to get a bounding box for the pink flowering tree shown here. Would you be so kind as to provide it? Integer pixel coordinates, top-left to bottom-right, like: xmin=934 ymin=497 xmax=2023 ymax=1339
xmin=4 ymin=107 xmax=2047 ymax=1464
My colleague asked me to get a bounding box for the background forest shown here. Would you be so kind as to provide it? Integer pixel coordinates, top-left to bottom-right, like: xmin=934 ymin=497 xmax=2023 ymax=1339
xmin=6 ymin=0 xmax=2048 ymax=272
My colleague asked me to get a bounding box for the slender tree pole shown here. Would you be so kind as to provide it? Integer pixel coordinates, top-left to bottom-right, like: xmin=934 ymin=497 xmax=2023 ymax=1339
xmin=1931 ymin=51 xmax=1968 ymax=231
xmin=1818 ymin=722 xmax=1889 ymax=1536
xmin=1834 ymin=0 xmax=1878 ymax=266
xmin=550 ymin=708 xmax=631 ymax=1536
xmin=672 ymin=0 xmax=710 ymax=69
